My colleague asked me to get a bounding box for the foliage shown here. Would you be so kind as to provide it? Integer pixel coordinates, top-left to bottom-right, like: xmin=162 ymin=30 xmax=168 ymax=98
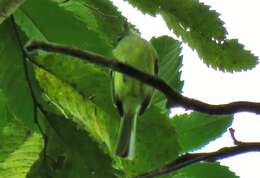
xmin=126 ymin=0 xmax=258 ymax=72
xmin=0 ymin=91 xmax=43 ymax=178
xmin=0 ymin=0 xmax=256 ymax=177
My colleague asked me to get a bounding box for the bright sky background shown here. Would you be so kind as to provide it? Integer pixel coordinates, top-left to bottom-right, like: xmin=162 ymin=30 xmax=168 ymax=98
xmin=112 ymin=1 xmax=260 ymax=178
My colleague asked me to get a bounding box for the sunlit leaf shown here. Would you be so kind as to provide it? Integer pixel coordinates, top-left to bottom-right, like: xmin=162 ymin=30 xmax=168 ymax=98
xmin=150 ymin=35 xmax=183 ymax=111
xmin=0 ymin=132 xmax=42 ymax=178
xmin=125 ymin=0 xmax=258 ymax=71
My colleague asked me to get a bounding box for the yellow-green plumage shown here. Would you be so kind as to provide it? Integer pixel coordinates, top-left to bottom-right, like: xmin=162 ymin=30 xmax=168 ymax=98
xmin=112 ymin=31 xmax=158 ymax=158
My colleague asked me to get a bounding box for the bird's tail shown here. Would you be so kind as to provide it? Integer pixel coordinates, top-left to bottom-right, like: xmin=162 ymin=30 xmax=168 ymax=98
xmin=116 ymin=111 xmax=137 ymax=159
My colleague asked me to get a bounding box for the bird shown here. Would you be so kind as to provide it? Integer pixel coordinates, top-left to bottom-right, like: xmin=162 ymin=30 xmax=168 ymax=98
xmin=111 ymin=30 xmax=158 ymax=159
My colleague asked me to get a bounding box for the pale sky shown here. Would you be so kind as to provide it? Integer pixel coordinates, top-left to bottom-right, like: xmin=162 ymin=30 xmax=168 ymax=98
xmin=112 ymin=1 xmax=260 ymax=178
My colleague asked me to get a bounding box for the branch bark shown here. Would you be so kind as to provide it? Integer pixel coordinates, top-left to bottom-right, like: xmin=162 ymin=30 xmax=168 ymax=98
xmin=135 ymin=142 xmax=260 ymax=178
xmin=25 ymin=40 xmax=260 ymax=115
xmin=0 ymin=0 xmax=25 ymax=24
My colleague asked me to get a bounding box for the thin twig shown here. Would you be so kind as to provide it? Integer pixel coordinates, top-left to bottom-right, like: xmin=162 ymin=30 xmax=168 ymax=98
xmin=229 ymin=128 xmax=244 ymax=145
xmin=25 ymin=40 xmax=260 ymax=115
xmin=135 ymin=142 xmax=260 ymax=178
xmin=136 ymin=128 xmax=260 ymax=178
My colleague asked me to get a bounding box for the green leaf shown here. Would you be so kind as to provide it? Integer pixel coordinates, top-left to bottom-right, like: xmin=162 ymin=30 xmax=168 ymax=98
xmin=34 ymin=66 xmax=114 ymax=153
xmin=0 ymin=132 xmax=42 ymax=178
xmin=14 ymin=0 xmax=112 ymax=56
xmin=35 ymin=53 xmax=117 ymax=119
xmin=127 ymin=0 xmax=227 ymax=40
xmin=61 ymin=0 xmax=126 ymax=46
xmin=0 ymin=118 xmax=31 ymax=163
xmin=126 ymin=0 xmax=157 ymax=16
xmin=27 ymin=114 xmax=118 ymax=178
xmin=0 ymin=90 xmax=43 ymax=178
xmin=161 ymin=10 xmax=258 ymax=72
xmin=172 ymin=112 xmax=233 ymax=152
xmin=125 ymin=0 xmax=258 ymax=71
xmin=0 ymin=101 xmax=31 ymax=163
xmin=173 ymin=162 xmax=238 ymax=178
xmin=150 ymin=35 xmax=183 ymax=110
xmin=0 ymin=20 xmax=35 ymax=129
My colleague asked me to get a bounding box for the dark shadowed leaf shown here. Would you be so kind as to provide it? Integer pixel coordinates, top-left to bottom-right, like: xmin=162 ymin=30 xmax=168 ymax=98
xmin=173 ymin=162 xmax=238 ymax=178
xmin=27 ymin=114 xmax=118 ymax=178
xmin=172 ymin=112 xmax=233 ymax=152
xmin=14 ymin=0 xmax=112 ymax=56
xmin=0 ymin=20 xmax=35 ymax=129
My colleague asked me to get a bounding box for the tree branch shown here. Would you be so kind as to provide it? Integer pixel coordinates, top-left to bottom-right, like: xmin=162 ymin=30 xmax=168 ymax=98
xmin=136 ymin=128 xmax=258 ymax=178
xmin=25 ymin=40 xmax=260 ymax=114
xmin=135 ymin=142 xmax=260 ymax=178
